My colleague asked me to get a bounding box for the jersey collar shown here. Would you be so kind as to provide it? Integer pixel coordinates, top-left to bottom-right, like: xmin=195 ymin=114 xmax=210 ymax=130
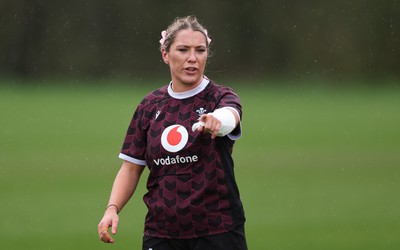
xmin=167 ymin=77 xmax=210 ymax=99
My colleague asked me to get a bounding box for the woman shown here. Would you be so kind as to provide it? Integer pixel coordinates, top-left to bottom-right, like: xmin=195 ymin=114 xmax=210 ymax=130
xmin=98 ymin=16 xmax=248 ymax=250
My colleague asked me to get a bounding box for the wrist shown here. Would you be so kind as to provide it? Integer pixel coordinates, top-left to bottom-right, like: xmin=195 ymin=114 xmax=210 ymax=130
xmin=106 ymin=204 xmax=120 ymax=214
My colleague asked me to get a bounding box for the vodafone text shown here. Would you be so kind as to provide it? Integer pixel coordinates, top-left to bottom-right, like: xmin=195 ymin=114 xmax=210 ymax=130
xmin=153 ymin=154 xmax=199 ymax=166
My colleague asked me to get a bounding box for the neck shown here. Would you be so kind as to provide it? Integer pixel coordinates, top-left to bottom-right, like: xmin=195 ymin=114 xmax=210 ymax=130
xmin=171 ymin=78 xmax=203 ymax=93
xmin=167 ymin=77 xmax=210 ymax=99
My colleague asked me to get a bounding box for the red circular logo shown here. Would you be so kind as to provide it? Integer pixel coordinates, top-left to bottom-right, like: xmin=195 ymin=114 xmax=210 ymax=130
xmin=161 ymin=125 xmax=189 ymax=152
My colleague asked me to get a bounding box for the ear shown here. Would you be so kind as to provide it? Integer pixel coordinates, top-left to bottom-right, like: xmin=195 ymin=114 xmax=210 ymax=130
xmin=161 ymin=49 xmax=169 ymax=64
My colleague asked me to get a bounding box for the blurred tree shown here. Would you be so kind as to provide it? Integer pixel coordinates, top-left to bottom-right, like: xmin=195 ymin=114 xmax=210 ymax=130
xmin=0 ymin=0 xmax=399 ymax=81
xmin=1 ymin=0 xmax=46 ymax=76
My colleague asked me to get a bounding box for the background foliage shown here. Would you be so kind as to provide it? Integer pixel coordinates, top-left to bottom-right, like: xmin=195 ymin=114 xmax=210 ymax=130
xmin=1 ymin=0 xmax=399 ymax=80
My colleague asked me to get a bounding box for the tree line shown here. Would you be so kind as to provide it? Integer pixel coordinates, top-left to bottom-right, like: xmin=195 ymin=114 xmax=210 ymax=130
xmin=1 ymin=0 xmax=399 ymax=81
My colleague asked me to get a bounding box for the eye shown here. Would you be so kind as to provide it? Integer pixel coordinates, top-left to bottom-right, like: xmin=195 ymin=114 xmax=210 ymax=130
xmin=197 ymin=48 xmax=206 ymax=53
xmin=178 ymin=48 xmax=188 ymax=52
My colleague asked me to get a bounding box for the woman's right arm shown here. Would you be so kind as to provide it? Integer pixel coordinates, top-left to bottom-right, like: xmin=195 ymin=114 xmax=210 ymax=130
xmin=97 ymin=160 xmax=145 ymax=243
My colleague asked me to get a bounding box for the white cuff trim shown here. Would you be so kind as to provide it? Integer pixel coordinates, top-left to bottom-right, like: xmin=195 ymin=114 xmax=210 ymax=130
xmin=119 ymin=153 xmax=146 ymax=166
xmin=228 ymin=121 xmax=242 ymax=140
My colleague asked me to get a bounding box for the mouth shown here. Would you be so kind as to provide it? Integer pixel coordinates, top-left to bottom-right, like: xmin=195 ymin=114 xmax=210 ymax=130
xmin=184 ymin=67 xmax=198 ymax=74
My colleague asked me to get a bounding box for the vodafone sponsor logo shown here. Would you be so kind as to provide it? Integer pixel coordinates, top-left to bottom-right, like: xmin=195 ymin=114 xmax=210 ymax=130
xmin=161 ymin=124 xmax=189 ymax=153
xmin=156 ymin=124 xmax=198 ymax=166
xmin=153 ymin=155 xmax=198 ymax=166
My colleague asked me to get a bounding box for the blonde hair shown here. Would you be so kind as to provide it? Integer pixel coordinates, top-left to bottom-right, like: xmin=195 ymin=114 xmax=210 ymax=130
xmin=159 ymin=16 xmax=211 ymax=52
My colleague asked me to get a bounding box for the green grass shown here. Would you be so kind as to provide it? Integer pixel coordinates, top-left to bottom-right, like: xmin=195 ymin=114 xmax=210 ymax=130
xmin=1 ymin=80 xmax=399 ymax=249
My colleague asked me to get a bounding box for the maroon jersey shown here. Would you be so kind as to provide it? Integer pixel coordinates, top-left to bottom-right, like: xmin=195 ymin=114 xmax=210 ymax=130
xmin=119 ymin=78 xmax=245 ymax=239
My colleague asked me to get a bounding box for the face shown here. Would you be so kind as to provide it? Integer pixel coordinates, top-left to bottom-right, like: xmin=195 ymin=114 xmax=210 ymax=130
xmin=162 ymin=29 xmax=208 ymax=91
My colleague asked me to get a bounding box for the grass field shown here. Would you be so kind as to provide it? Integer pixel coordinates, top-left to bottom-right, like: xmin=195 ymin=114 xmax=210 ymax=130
xmin=1 ymin=79 xmax=399 ymax=249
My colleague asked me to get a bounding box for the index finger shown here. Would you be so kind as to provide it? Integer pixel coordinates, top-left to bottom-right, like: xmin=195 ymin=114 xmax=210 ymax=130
xmin=210 ymin=122 xmax=221 ymax=139
xmin=199 ymin=114 xmax=213 ymax=131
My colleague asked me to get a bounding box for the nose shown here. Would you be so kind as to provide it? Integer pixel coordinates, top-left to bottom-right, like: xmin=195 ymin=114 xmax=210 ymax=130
xmin=188 ymin=49 xmax=197 ymax=63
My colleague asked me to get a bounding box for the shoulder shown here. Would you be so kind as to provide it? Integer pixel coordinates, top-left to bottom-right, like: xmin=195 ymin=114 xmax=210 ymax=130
xmin=205 ymin=80 xmax=240 ymax=100
xmin=139 ymin=85 xmax=169 ymax=108
xmin=207 ymin=80 xmax=236 ymax=93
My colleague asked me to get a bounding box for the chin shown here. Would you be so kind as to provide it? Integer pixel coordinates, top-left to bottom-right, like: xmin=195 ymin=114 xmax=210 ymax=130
xmin=182 ymin=75 xmax=202 ymax=85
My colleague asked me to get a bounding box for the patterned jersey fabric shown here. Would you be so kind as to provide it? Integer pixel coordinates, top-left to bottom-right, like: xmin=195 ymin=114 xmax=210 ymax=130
xmin=119 ymin=78 xmax=245 ymax=239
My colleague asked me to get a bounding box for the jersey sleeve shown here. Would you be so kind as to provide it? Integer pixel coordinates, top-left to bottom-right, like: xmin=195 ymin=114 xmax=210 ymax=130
xmin=119 ymin=101 xmax=147 ymax=166
xmin=216 ymin=88 xmax=243 ymax=140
